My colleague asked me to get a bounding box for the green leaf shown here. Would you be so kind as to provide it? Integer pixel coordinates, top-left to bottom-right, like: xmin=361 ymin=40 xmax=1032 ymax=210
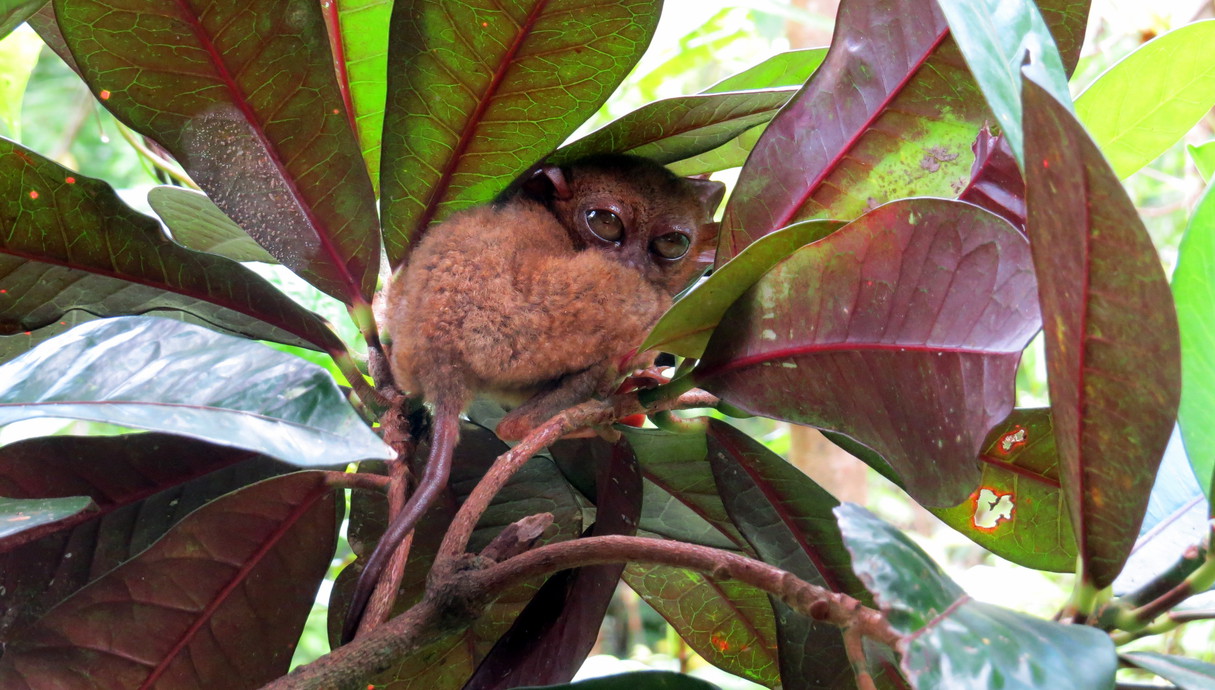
xmin=929 ymin=409 xmax=1078 ymax=572
xmin=328 ymin=0 xmax=391 ymax=191
xmin=702 ymin=49 xmax=828 ymax=93
xmin=643 ymin=219 xmax=842 ymax=359
xmin=666 ymin=124 xmax=765 ymax=177
xmin=0 ymin=472 xmax=338 ymax=688
xmin=0 ymin=316 xmax=393 ymax=467
xmin=0 ymin=24 xmax=40 ymax=138
xmin=1076 ymin=20 xmax=1215 ymax=179
xmin=380 ymin=0 xmax=660 ymax=265
xmin=147 ymin=187 xmax=278 ymax=264
xmin=836 ymin=504 xmax=1117 ymax=689
xmin=0 ymin=139 xmax=345 ymax=358
xmin=1122 ymin=651 xmax=1215 ymax=689
xmin=0 ymin=0 xmax=43 ymax=41
xmin=1173 ymin=182 xmax=1215 ymax=498
xmin=937 ymin=0 xmax=1073 ymax=169
xmin=1190 ymin=140 xmax=1215 ymax=184
xmin=0 ymin=496 xmax=93 ymax=541
xmin=551 ymin=90 xmax=793 ymax=166
xmin=1023 ymin=79 xmax=1181 ymax=588
xmin=54 ymin=0 xmax=381 ymax=304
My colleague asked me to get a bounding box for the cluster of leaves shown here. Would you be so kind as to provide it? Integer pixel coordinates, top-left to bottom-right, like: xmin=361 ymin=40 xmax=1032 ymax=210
xmin=0 ymin=0 xmax=1213 ymax=688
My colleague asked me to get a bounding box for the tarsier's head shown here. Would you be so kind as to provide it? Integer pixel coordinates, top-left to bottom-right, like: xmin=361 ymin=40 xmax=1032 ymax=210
xmin=502 ymin=154 xmax=726 ymax=295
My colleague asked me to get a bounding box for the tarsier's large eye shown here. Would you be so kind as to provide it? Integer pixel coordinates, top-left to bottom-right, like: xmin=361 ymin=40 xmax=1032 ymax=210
xmin=650 ymin=232 xmax=691 ymax=260
xmin=586 ymin=209 xmax=624 ymax=242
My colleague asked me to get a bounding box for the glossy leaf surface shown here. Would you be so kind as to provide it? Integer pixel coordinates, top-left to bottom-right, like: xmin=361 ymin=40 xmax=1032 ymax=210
xmin=0 ymin=434 xmax=289 ymax=642
xmin=937 ymin=0 xmax=1072 ymax=168
xmin=698 ymin=199 xmax=1040 ymax=506
xmin=0 ymin=139 xmax=342 ymax=355
xmin=380 ymin=0 xmax=660 ymax=264
xmin=466 ymin=439 xmax=641 ymax=689
xmin=54 ymin=0 xmax=380 ymax=303
xmin=930 ymin=409 xmax=1077 ymax=572
xmin=0 ymin=472 xmax=338 ymax=689
xmin=0 ymin=496 xmax=93 ymax=541
xmin=0 ymin=317 xmax=393 ymax=467
xmin=552 ymin=90 xmax=793 ymax=166
xmin=702 ymin=49 xmax=828 ymax=93
xmin=1173 ymin=182 xmax=1215 ymax=499
xmin=717 ymin=0 xmax=987 ymax=263
xmin=644 ymin=220 xmax=843 ymax=359
xmin=959 ymin=127 xmax=1026 ymax=230
xmin=148 ymin=187 xmax=278 ymax=263
xmin=708 ymin=419 xmax=869 ymax=688
xmin=836 ymin=504 xmax=1116 ymax=689
xmin=1023 ymin=80 xmax=1181 ymax=588
xmin=1122 ymin=652 xmax=1215 ymax=689
xmin=1075 ymin=20 xmax=1215 ymax=179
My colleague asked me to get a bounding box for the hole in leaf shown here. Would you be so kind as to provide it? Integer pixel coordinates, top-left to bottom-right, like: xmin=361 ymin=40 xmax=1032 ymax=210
xmin=972 ymin=488 xmax=1015 ymax=531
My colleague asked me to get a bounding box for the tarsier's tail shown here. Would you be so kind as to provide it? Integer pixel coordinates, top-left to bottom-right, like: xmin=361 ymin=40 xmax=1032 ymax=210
xmin=341 ymin=397 xmax=461 ymax=644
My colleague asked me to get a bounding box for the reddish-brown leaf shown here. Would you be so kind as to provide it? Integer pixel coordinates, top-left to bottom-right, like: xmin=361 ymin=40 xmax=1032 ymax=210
xmin=0 ymin=472 xmax=338 ymax=689
xmin=1022 ymin=79 xmax=1181 ymax=588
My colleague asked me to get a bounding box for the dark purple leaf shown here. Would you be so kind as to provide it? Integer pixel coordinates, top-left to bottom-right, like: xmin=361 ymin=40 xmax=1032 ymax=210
xmin=0 ymin=472 xmax=339 ymax=689
xmin=717 ymin=0 xmax=987 ymax=264
xmin=466 ymin=439 xmax=642 ymax=690
xmin=959 ymin=128 xmax=1026 ymax=230
xmin=380 ymin=0 xmax=661 ymax=265
xmin=697 ymin=198 xmax=1040 ymax=507
xmin=0 ymin=139 xmax=347 ymax=358
xmin=1022 ymin=79 xmax=1181 ymax=588
xmin=53 ymin=0 xmax=380 ymax=304
xmin=0 ymin=434 xmax=290 ymax=642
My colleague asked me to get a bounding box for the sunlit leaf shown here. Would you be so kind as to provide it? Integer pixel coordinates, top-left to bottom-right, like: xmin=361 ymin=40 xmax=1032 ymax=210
xmin=326 ymin=0 xmax=391 ymax=191
xmin=0 ymin=433 xmax=289 ymax=641
xmin=1190 ymin=140 xmax=1215 ymax=183
xmin=644 ymin=220 xmax=843 ymax=359
xmin=836 ymin=504 xmax=1117 ymax=688
xmin=148 ymin=187 xmax=278 ymax=263
xmin=380 ymin=0 xmax=660 ymax=265
xmin=54 ymin=0 xmax=380 ymax=303
xmin=0 ymin=472 xmax=338 ymax=688
xmin=0 ymin=317 xmax=393 ymax=467
xmin=665 ymin=124 xmax=765 ymax=177
xmin=1173 ymin=182 xmax=1215 ymax=499
xmin=702 ymin=49 xmax=828 ymax=93
xmin=1076 ymin=20 xmax=1215 ymax=179
xmin=1023 ymin=79 xmax=1181 ymax=588
xmin=0 ymin=116 xmax=346 ymax=358
xmin=929 ymin=409 xmax=1077 ymax=572
xmin=552 ymin=90 xmax=793 ymax=166
xmin=938 ymin=0 xmax=1073 ymax=168
xmin=698 ymin=199 xmax=1039 ymax=507
xmin=718 ymin=0 xmax=989 ymax=263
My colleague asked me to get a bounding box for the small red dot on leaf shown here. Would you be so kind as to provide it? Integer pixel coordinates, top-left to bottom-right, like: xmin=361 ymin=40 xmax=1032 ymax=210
xmin=1042 ymin=158 xmax=1049 ymax=168
xmin=28 ymin=190 xmax=38 ymax=199
xmin=65 ymin=176 xmax=76 ymax=184
xmin=99 ymin=90 xmax=111 ymax=100
xmin=0 ymin=289 xmax=7 ymax=294
xmin=332 ymin=108 xmax=339 ymax=114
xmin=481 ymin=21 xmax=488 ymax=27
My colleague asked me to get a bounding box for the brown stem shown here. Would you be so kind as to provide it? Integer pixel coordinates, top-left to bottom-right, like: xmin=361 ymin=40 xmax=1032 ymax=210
xmin=476 ymin=534 xmax=900 ymax=649
xmin=844 ymin=625 xmax=877 ymax=690
xmin=320 ymin=471 xmax=391 ymax=493
xmin=358 ymin=458 xmax=415 ymax=636
xmin=434 ymin=389 xmax=718 ymax=566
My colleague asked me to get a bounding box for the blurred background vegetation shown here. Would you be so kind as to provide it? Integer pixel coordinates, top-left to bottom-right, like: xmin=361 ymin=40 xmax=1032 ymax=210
xmin=2 ymin=0 xmax=1212 ymax=685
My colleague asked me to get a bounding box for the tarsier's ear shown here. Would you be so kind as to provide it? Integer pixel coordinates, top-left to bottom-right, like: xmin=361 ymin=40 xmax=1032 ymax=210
xmin=521 ymin=164 xmax=573 ymax=201
xmin=685 ymin=176 xmax=727 ymax=217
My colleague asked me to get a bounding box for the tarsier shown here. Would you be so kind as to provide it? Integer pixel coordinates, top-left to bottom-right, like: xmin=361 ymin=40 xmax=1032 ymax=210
xmin=344 ymin=154 xmax=725 ymax=640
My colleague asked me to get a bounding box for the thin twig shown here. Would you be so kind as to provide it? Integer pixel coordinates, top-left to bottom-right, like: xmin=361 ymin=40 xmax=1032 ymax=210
xmin=434 ymin=389 xmax=718 ymax=566
xmin=320 ymin=471 xmax=391 ymax=492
